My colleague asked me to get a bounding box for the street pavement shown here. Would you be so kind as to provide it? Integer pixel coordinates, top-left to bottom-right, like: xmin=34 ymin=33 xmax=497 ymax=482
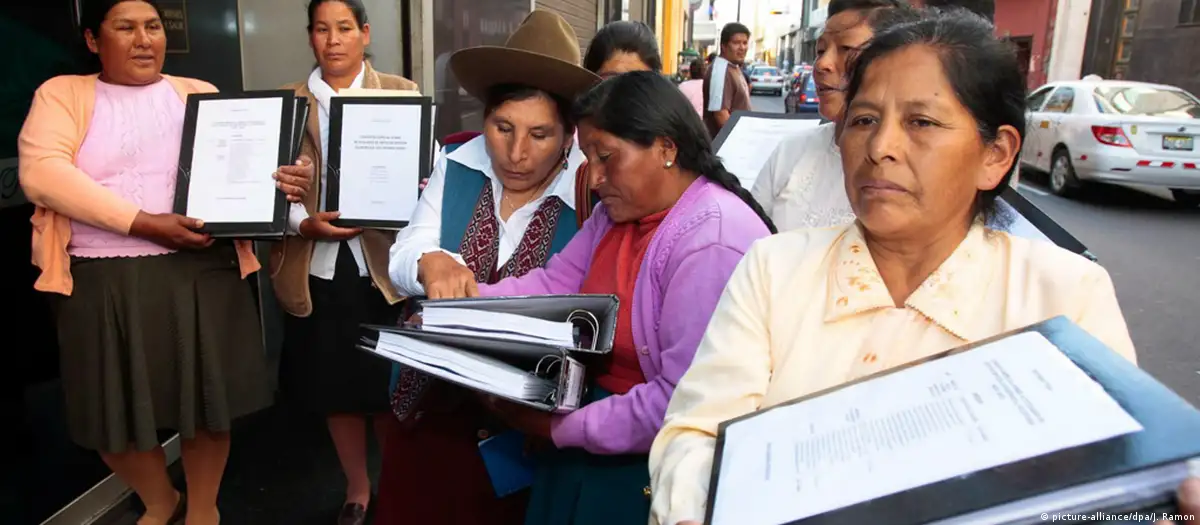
xmin=751 ymin=92 xmax=787 ymax=113
xmin=1015 ymin=178 xmax=1200 ymax=405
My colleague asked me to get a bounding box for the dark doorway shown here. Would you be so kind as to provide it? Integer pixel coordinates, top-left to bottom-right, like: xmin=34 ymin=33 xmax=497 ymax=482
xmin=0 ymin=2 xmax=113 ymax=523
xmin=1006 ymin=36 xmax=1034 ymax=89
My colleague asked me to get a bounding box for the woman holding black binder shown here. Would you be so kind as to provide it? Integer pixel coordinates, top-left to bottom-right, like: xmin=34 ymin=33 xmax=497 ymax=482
xmin=268 ymin=1 xmax=418 ymax=524
xmin=16 ymin=1 xmax=312 ymax=524
xmin=649 ymin=12 xmax=1139 ymax=525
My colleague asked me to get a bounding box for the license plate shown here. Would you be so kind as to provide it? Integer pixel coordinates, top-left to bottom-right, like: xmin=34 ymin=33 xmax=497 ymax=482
xmin=1163 ymin=135 xmax=1194 ymax=151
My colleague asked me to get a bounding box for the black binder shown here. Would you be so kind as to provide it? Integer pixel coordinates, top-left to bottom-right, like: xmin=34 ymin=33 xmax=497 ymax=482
xmin=705 ymin=316 xmax=1200 ymax=525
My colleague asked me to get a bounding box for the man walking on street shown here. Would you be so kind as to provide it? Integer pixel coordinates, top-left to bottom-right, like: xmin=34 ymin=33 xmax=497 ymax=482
xmin=703 ymin=23 xmax=752 ymax=137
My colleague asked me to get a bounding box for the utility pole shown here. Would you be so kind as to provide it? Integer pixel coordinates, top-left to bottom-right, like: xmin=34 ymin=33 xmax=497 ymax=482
xmin=737 ymin=0 xmax=742 ymax=21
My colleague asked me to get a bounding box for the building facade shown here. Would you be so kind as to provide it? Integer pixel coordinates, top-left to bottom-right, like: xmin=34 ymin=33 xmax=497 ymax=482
xmin=995 ymin=0 xmax=1058 ymax=89
xmin=1083 ymin=0 xmax=1200 ymax=96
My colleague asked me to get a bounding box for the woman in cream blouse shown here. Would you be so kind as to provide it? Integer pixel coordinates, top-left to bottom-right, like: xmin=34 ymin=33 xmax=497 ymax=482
xmin=649 ymin=12 xmax=1137 ymax=525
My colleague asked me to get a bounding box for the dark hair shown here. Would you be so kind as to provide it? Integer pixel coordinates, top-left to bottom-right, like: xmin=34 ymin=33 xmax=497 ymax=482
xmin=828 ymin=0 xmax=902 ymax=17
xmin=307 ymin=0 xmax=369 ymax=32
xmin=827 ymin=0 xmax=918 ymax=36
xmin=584 ymin=21 xmax=663 ymax=73
xmin=688 ymin=59 xmax=705 ymax=80
xmin=719 ymin=23 xmax=751 ymax=47
xmin=844 ymin=8 xmax=1024 ymax=223
xmin=483 ymin=84 xmax=576 ymax=136
xmin=924 ymin=0 xmax=995 ymax=22
xmin=573 ymin=72 xmax=777 ymax=234
xmin=80 ymin=0 xmax=161 ymax=39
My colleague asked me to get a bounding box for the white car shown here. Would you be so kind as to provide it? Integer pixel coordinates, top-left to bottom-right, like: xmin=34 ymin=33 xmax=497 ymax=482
xmin=1021 ymin=77 xmax=1200 ymax=207
xmin=748 ymin=66 xmax=785 ymax=96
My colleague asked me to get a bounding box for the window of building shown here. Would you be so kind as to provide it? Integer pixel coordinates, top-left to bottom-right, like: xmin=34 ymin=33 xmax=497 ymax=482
xmin=1181 ymin=0 xmax=1200 ymax=25
xmin=1121 ymin=13 xmax=1137 ymax=37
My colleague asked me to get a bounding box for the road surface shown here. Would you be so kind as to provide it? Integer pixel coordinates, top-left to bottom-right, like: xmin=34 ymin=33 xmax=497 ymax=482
xmin=751 ymin=93 xmax=787 ymax=114
xmin=1017 ymin=177 xmax=1200 ymax=405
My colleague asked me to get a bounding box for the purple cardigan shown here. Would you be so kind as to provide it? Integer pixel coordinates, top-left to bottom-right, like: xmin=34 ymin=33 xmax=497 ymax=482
xmin=480 ymin=178 xmax=771 ymax=455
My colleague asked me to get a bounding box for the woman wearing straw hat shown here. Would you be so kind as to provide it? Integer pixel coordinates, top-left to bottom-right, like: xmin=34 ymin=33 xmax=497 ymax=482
xmin=376 ymin=10 xmax=600 ymax=525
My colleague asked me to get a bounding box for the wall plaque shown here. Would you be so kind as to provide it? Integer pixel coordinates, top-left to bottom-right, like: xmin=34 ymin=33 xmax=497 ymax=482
xmin=159 ymin=0 xmax=190 ymax=53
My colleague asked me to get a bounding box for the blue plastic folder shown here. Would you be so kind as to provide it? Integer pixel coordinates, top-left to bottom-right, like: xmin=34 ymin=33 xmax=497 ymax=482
xmin=478 ymin=431 xmax=536 ymax=498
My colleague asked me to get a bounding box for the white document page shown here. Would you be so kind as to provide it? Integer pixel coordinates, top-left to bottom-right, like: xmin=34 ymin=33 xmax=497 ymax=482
xmin=186 ymin=97 xmax=283 ymax=223
xmin=373 ymin=332 xmax=554 ymax=401
xmin=334 ymin=103 xmax=423 ymax=223
xmin=716 ymin=117 xmax=821 ymax=189
xmin=710 ymin=331 xmax=1143 ymax=525
xmin=421 ymin=307 xmax=575 ymax=346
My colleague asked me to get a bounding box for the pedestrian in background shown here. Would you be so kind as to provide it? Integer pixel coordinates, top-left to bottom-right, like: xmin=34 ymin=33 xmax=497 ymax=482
xmin=574 ymin=20 xmax=665 ymax=227
xmin=679 ymin=59 xmax=706 ymax=116
xmin=702 ymin=22 xmax=752 ymax=137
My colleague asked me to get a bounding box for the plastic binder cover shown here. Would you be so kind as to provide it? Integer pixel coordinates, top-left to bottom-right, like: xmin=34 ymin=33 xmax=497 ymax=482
xmin=390 ymin=294 xmax=619 ymax=362
xmin=358 ymin=332 xmax=587 ymax=414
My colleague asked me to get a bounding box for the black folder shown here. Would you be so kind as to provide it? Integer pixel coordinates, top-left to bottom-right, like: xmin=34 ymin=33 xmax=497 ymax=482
xmin=705 ymin=316 xmax=1200 ymax=525
xmin=173 ymin=90 xmax=305 ymax=239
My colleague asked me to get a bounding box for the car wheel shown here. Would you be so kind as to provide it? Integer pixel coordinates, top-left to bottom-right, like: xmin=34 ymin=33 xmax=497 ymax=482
xmin=1048 ymin=148 xmax=1080 ymax=197
xmin=1171 ymin=189 xmax=1200 ymax=208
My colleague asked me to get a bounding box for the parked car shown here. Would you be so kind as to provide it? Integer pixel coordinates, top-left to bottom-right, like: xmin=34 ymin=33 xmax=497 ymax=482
xmin=748 ymin=66 xmax=785 ymax=96
xmin=785 ymin=72 xmax=820 ymax=113
xmin=786 ymin=64 xmax=812 ymax=89
xmin=1021 ymin=76 xmax=1200 ymax=206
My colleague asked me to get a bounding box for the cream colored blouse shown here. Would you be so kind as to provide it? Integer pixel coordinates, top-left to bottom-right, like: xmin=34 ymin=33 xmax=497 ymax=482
xmin=647 ymin=222 xmax=1137 ymax=525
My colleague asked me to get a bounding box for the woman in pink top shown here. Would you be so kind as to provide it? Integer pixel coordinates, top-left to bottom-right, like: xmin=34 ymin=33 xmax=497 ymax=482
xmin=17 ymin=1 xmax=311 ymax=524
xmin=677 ymin=59 xmax=706 ymax=116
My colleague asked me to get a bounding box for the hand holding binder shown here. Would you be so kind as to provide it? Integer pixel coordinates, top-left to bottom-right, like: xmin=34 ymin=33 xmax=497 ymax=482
xmin=273 ymin=154 xmax=314 ymax=204
xmin=479 ymin=393 xmax=554 ymax=440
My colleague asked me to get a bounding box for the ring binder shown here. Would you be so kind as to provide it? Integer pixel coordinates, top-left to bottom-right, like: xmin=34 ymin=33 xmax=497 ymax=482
xmin=362 ymin=294 xmax=617 ymax=414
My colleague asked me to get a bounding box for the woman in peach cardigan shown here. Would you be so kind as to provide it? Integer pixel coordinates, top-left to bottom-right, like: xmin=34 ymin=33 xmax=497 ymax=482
xmin=17 ymin=1 xmax=311 ymax=524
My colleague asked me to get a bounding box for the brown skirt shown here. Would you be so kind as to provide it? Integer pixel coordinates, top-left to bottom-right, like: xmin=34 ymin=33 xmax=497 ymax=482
xmin=53 ymin=243 xmax=273 ymax=453
xmin=374 ymin=392 xmax=529 ymax=525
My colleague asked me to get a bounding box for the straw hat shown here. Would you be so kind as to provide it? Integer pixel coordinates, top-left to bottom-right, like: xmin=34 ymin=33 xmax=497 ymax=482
xmin=450 ymin=10 xmax=601 ymax=102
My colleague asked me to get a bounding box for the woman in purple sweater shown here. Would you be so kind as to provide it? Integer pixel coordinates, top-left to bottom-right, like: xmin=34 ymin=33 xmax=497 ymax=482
xmin=478 ymin=71 xmax=776 ymax=524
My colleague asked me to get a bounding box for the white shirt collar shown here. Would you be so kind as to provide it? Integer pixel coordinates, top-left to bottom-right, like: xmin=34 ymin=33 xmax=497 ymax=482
xmin=307 ymin=62 xmax=366 ymax=112
xmin=446 ymin=134 xmax=581 ymax=211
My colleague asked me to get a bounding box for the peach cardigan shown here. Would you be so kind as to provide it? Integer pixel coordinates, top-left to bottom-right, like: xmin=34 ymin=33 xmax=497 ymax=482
xmin=18 ymin=74 xmax=260 ymax=296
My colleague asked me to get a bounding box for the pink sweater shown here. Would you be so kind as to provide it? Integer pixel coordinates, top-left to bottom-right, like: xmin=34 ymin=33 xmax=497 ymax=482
xmin=17 ymin=74 xmax=260 ymax=296
xmin=70 ymin=79 xmax=184 ymax=258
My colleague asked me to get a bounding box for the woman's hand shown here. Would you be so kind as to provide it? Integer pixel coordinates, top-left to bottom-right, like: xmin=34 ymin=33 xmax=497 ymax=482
xmin=479 ymin=394 xmax=554 ymax=440
xmin=275 ymin=155 xmax=314 ymax=203
xmin=129 ymin=211 xmax=213 ymax=250
xmin=1155 ymin=477 xmax=1200 ymax=524
xmin=298 ymin=211 xmax=362 ymax=241
xmin=418 ymin=251 xmax=479 ymax=299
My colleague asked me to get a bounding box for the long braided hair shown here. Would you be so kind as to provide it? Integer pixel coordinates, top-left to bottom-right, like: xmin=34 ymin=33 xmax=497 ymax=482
xmin=572 ymin=71 xmax=777 ymax=234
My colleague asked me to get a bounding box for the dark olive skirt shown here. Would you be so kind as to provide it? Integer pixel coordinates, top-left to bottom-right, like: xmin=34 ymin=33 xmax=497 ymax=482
xmin=53 ymin=243 xmax=273 ymax=454
xmin=523 ymin=388 xmax=652 ymax=525
xmin=278 ymin=241 xmax=397 ymax=415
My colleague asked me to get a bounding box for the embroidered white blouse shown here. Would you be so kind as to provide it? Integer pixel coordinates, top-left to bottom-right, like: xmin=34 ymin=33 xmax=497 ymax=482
xmin=750 ymin=122 xmax=856 ymax=232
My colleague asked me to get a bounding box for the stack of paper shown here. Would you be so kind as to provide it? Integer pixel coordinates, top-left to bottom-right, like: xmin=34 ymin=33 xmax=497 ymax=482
xmin=420 ymin=307 xmax=575 ymax=346
xmin=373 ymin=331 xmax=555 ymax=402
